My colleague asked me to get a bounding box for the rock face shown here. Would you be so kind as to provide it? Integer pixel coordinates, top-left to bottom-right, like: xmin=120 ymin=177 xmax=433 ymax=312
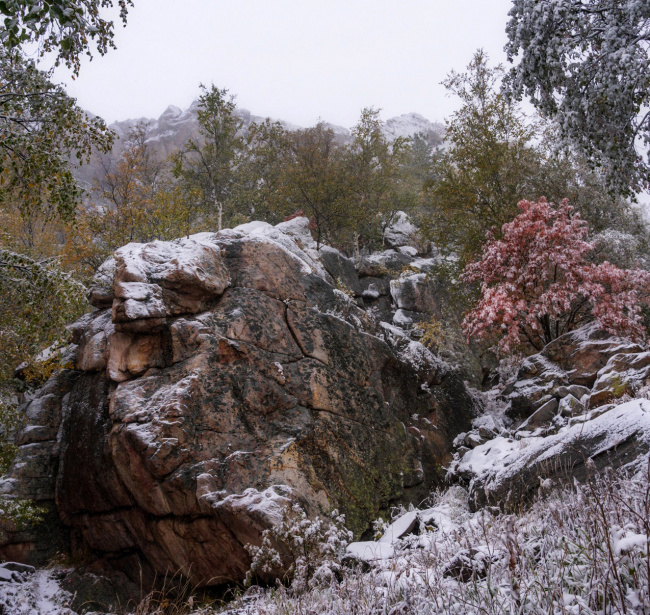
xmin=354 ymin=243 xmax=485 ymax=385
xmin=0 ymin=218 xmax=475 ymax=587
xmin=449 ymin=323 xmax=650 ymax=509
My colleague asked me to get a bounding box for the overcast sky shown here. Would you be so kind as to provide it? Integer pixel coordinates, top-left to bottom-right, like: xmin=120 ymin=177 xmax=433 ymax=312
xmin=45 ymin=0 xmax=515 ymax=128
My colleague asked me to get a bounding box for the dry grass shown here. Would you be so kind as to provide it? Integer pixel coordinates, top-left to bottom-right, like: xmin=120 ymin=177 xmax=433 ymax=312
xmin=215 ymin=461 xmax=650 ymax=615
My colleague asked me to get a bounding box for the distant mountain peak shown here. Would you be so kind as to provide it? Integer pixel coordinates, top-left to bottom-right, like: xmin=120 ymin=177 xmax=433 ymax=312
xmin=108 ymin=102 xmax=443 ymax=148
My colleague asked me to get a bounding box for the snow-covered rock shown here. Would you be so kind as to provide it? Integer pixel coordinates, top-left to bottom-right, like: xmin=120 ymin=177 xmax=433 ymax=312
xmin=589 ymin=351 xmax=650 ymax=408
xmin=454 ymin=399 xmax=650 ymax=509
xmin=383 ymin=211 xmax=419 ymax=249
xmin=1 ymin=217 xmax=477 ymax=590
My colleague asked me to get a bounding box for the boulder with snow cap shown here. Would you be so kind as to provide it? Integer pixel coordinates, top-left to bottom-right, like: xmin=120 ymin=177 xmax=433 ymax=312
xmin=383 ymin=211 xmax=419 ymax=249
xmin=390 ymin=273 xmax=438 ymax=314
xmin=356 ymin=249 xmax=414 ymax=277
xmin=503 ymin=355 xmax=568 ymax=420
xmin=453 ymin=399 xmax=650 ymax=510
xmin=318 ymin=245 xmax=362 ymax=297
xmin=0 ymin=217 xmax=476 ymax=587
xmin=111 ymin=238 xmax=231 ymax=330
xmin=541 ymin=322 xmax=644 ymax=387
xmin=588 ymin=351 xmax=650 ymax=408
xmin=87 ymin=256 xmax=116 ymax=308
xmin=443 ymin=548 xmax=491 ymax=582
xmin=516 ymin=398 xmax=559 ymax=432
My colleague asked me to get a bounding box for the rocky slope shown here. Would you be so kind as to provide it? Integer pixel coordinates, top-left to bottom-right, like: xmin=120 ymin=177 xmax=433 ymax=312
xmin=0 ymin=216 xmax=475 ymax=588
xmin=447 ymin=323 xmax=650 ymax=509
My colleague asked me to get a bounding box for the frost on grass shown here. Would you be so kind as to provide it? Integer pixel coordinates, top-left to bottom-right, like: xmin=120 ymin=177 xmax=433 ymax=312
xmin=226 ymin=465 xmax=650 ymax=615
xmin=245 ymin=503 xmax=352 ymax=595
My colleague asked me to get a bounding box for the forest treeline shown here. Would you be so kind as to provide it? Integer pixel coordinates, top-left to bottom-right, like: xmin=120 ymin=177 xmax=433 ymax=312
xmin=2 ymin=50 xmax=649 ymax=388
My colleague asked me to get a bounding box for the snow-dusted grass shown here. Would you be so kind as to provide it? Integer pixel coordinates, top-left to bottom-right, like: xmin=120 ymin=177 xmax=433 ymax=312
xmin=4 ymin=463 xmax=648 ymax=615
xmin=218 ymin=465 xmax=650 ymax=615
xmin=0 ymin=569 xmax=75 ymax=615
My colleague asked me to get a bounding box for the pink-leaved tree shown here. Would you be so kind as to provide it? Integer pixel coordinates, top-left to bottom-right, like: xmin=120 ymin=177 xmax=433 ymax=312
xmin=462 ymin=198 xmax=650 ymax=354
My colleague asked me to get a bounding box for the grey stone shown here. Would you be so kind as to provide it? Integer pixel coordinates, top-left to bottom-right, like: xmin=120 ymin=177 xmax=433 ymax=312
xmin=518 ymin=398 xmax=559 ymax=431
xmin=464 ymin=432 xmax=484 ymax=449
xmin=558 ymin=394 xmax=584 ymax=417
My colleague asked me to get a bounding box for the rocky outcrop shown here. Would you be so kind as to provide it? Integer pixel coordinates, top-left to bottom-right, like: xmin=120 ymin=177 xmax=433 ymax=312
xmin=502 ymin=323 xmax=644 ymax=419
xmin=455 ymin=399 xmax=650 ymax=509
xmin=449 ymin=323 xmax=650 ymax=509
xmin=0 ymin=218 xmax=475 ymax=587
xmin=354 ymin=242 xmax=485 ymax=385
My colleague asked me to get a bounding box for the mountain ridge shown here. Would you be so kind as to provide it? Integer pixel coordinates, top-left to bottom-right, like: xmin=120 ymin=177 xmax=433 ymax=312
xmin=109 ymin=102 xmax=444 ymax=147
xmin=75 ymin=103 xmax=444 ymax=189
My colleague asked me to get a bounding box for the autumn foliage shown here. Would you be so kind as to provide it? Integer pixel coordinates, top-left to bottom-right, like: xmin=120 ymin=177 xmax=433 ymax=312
xmin=462 ymin=198 xmax=650 ymax=354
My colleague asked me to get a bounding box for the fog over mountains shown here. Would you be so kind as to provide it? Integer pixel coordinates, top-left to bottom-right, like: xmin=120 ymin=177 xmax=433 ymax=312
xmin=112 ymin=101 xmax=444 ymax=148
xmin=75 ymin=101 xmax=444 ymax=190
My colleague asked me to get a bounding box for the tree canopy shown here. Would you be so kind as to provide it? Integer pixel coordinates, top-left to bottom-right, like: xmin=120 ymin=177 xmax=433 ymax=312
xmin=424 ymin=51 xmax=540 ymax=266
xmin=462 ymin=198 xmax=650 ymax=355
xmin=0 ymin=47 xmax=113 ymax=223
xmin=0 ymin=0 xmax=132 ymax=74
xmin=173 ymin=85 xmax=244 ymax=232
xmin=505 ymin=0 xmax=650 ymax=195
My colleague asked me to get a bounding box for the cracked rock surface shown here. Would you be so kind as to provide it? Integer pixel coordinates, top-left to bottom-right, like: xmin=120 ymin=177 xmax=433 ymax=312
xmin=0 ymin=218 xmax=474 ymax=587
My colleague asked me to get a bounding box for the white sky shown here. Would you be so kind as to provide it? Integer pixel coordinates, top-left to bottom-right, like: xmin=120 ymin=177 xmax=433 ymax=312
xmin=47 ymin=0 xmax=515 ymax=128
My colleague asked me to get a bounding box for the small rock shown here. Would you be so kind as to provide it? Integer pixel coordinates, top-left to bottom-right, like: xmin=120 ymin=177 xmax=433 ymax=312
xmin=518 ymin=398 xmax=559 ymax=431
xmin=478 ymin=426 xmax=497 ymax=440
xmin=464 ymin=432 xmax=484 ymax=449
xmin=556 ymin=384 xmax=591 ymax=400
xmin=472 ymin=414 xmax=499 ymax=433
xmin=362 ymin=284 xmax=381 ymax=300
xmin=341 ymin=553 xmax=372 ymax=572
xmin=443 ymin=548 xmax=490 ymax=582
xmin=0 ymin=567 xmax=24 ymax=583
xmin=558 ymin=394 xmax=584 ymax=418
xmin=453 ymin=432 xmax=467 ymax=448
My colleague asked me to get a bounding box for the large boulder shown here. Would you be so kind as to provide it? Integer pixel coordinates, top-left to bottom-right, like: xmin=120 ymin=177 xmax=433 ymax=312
xmin=0 ymin=218 xmax=475 ymax=587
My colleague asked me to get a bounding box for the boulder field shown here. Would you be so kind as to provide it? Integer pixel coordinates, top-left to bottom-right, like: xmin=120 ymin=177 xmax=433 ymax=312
xmin=0 ymin=218 xmax=475 ymax=587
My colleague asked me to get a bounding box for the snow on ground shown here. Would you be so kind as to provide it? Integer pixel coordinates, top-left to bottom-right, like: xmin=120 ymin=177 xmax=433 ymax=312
xmin=0 ymin=569 xmax=75 ymax=615
xmin=347 ymin=488 xmax=473 ymax=564
xmin=221 ymin=453 xmax=650 ymax=614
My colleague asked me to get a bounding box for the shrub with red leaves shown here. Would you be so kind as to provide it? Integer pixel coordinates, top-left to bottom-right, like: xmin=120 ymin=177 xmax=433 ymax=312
xmin=462 ymin=198 xmax=650 ymax=354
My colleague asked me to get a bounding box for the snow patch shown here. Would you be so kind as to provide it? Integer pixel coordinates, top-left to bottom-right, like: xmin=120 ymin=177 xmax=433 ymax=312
xmin=0 ymin=569 xmax=74 ymax=615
